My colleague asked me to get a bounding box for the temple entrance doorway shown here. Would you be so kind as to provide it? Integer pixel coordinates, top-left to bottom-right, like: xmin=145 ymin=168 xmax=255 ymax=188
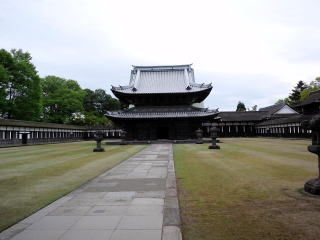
xmin=156 ymin=126 xmax=169 ymax=139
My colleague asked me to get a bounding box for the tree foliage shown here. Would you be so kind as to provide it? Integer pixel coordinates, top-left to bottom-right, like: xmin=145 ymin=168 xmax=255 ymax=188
xmin=275 ymin=98 xmax=289 ymax=104
xmin=236 ymin=101 xmax=246 ymax=112
xmin=42 ymin=76 xmax=85 ymax=124
xmin=300 ymin=77 xmax=320 ymax=102
xmin=82 ymin=88 xmax=120 ymax=125
xmin=277 ymin=77 xmax=320 ymax=107
xmin=251 ymin=105 xmax=257 ymax=111
xmin=0 ymin=48 xmax=131 ymax=125
xmin=0 ymin=49 xmax=42 ymax=120
xmin=287 ymin=80 xmax=308 ymax=106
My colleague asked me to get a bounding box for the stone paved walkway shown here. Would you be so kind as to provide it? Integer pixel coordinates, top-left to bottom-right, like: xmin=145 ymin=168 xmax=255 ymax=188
xmin=0 ymin=144 xmax=181 ymax=240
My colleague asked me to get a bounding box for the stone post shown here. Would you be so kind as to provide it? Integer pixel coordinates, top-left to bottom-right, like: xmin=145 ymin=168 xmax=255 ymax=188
xmin=93 ymin=131 xmax=105 ymax=152
xmin=302 ymin=114 xmax=320 ymax=195
xmin=208 ymin=126 xmax=220 ymax=149
xmin=195 ymin=128 xmax=203 ymax=144
xmin=120 ymin=129 xmax=127 ymax=145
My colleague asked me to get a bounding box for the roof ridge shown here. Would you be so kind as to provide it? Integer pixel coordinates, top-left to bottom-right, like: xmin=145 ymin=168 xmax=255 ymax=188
xmin=132 ymin=64 xmax=192 ymax=69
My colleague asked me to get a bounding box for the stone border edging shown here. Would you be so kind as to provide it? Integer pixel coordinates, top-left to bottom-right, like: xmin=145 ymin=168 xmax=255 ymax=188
xmin=162 ymin=146 xmax=182 ymax=240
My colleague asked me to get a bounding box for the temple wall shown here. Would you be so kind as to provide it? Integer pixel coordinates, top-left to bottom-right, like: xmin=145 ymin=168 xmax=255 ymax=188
xmin=0 ymin=120 xmax=121 ymax=147
xmin=216 ymin=121 xmax=311 ymax=138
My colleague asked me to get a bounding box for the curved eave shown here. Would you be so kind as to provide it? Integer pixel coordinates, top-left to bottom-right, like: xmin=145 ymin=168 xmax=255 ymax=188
xmin=111 ymin=86 xmax=212 ymax=95
xmin=105 ymin=112 xmax=218 ymax=121
xmin=111 ymin=87 xmax=212 ymax=105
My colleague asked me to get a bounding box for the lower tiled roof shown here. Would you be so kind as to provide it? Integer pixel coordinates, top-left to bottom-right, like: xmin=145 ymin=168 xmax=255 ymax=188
xmin=257 ymin=114 xmax=314 ymax=126
xmin=0 ymin=119 xmax=86 ymax=129
xmin=106 ymin=106 xmax=218 ymax=119
xmin=218 ymin=111 xmax=266 ymax=122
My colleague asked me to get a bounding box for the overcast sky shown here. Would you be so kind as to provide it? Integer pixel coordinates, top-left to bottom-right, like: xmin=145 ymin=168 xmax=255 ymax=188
xmin=1 ymin=0 xmax=319 ymax=110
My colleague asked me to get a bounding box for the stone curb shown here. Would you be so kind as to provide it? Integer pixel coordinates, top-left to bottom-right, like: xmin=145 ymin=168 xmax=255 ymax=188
xmin=162 ymin=147 xmax=182 ymax=240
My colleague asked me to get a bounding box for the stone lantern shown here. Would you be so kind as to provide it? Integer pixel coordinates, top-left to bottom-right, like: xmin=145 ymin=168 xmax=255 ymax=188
xmin=120 ymin=129 xmax=127 ymax=145
xmin=303 ymin=114 xmax=320 ymax=195
xmin=195 ymin=128 xmax=204 ymax=144
xmin=93 ymin=131 xmax=105 ymax=152
xmin=208 ymin=126 xmax=220 ymax=149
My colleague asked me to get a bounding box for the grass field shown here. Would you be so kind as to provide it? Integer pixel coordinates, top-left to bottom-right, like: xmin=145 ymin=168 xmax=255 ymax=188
xmin=174 ymin=138 xmax=320 ymax=240
xmin=0 ymin=141 xmax=144 ymax=232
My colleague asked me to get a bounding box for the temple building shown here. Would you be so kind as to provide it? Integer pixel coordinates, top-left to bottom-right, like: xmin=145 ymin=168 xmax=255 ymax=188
xmin=106 ymin=64 xmax=219 ymax=140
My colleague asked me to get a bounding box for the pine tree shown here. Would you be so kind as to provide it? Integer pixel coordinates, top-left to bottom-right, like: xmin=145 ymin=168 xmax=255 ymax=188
xmin=288 ymin=80 xmax=308 ymax=106
xmin=236 ymin=101 xmax=246 ymax=112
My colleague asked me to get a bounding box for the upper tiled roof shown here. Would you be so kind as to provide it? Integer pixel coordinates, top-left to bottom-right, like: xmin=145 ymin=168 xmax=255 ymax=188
xmin=259 ymin=102 xmax=286 ymax=114
xmin=106 ymin=105 xmax=218 ymax=119
xmin=259 ymin=102 xmax=298 ymax=118
xmin=111 ymin=64 xmax=212 ymax=94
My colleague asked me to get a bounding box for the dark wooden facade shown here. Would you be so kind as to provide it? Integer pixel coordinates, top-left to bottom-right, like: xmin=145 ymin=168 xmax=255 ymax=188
xmin=217 ymin=102 xmax=313 ymax=138
xmin=0 ymin=119 xmax=121 ymax=147
xmin=106 ymin=65 xmax=218 ymax=140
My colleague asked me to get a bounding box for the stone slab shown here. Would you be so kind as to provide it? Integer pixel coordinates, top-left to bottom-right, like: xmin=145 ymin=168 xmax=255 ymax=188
xmin=110 ymin=230 xmax=161 ymax=240
xmin=60 ymin=230 xmax=113 ymax=240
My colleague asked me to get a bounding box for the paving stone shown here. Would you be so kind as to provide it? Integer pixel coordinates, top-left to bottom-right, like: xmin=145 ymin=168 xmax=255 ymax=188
xmin=20 ymin=196 xmax=72 ymax=224
xmin=71 ymin=216 xmax=121 ymax=230
xmin=27 ymin=216 xmax=80 ymax=230
xmin=72 ymin=192 xmax=106 ymax=199
xmin=87 ymin=206 xmax=128 ymax=216
xmin=131 ymin=198 xmax=164 ymax=206
xmin=165 ymin=188 xmax=177 ymax=197
xmin=0 ymin=223 xmax=31 ymax=240
xmin=165 ymin=198 xmax=179 ymax=209
xmin=61 ymin=199 xmax=99 ymax=207
xmin=162 ymin=226 xmax=182 ymax=240
xmin=10 ymin=230 xmax=65 ymax=240
xmin=163 ymin=208 xmax=180 ymax=226
xmin=118 ymin=216 xmax=163 ymax=229
xmin=48 ymin=206 xmax=91 ymax=216
xmin=84 ymin=179 xmax=166 ymax=192
xmin=104 ymin=191 xmax=136 ymax=199
xmin=96 ymin=198 xmax=132 ymax=206
xmin=126 ymin=205 xmax=163 ymax=216
xmin=136 ymin=191 xmax=165 ymax=198
xmin=59 ymin=230 xmax=113 ymax=240
xmin=110 ymin=230 xmax=161 ymax=240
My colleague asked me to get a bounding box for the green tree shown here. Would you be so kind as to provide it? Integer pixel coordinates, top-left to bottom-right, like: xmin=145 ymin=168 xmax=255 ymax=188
xmin=288 ymin=80 xmax=308 ymax=106
xmin=236 ymin=101 xmax=246 ymax=112
xmin=251 ymin=105 xmax=257 ymax=111
xmin=0 ymin=49 xmax=42 ymax=120
xmin=42 ymin=76 xmax=85 ymax=123
xmin=300 ymin=77 xmax=320 ymax=102
xmin=83 ymin=88 xmax=120 ymax=125
xmin=275 ymin=98 xmax=289 ymax=104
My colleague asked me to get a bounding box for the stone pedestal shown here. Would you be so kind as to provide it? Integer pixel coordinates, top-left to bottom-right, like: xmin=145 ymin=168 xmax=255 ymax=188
xmin=208 ymin=126 xmax=220 ymax=150
xmin=302 ymin=114 xmax=320 ymax=195
xmin=93 ymin=131 xmax=105 ymax=152
xmin=195 ymin=128 xmax=203 ymax=144
xmin=304 ymin=178 xmax=320 ymax=195
xmin=120 ymin=130 xmax=127 ymax=145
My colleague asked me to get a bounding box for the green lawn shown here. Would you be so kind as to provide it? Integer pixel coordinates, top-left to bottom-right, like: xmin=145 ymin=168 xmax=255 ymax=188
xmin=0 ymin=141 xmax=144 ymax=232
xmin=174 ymin=138 xmax=320 ymax=240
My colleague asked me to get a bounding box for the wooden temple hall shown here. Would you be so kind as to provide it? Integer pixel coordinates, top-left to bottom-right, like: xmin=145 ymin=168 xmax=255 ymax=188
xmin=106 ymin=65 xmax=219 ymax=140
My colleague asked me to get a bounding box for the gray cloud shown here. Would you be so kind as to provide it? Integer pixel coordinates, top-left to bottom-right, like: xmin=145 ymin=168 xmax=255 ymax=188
xmin=0 ymin=0 xmax=319 ymax=111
